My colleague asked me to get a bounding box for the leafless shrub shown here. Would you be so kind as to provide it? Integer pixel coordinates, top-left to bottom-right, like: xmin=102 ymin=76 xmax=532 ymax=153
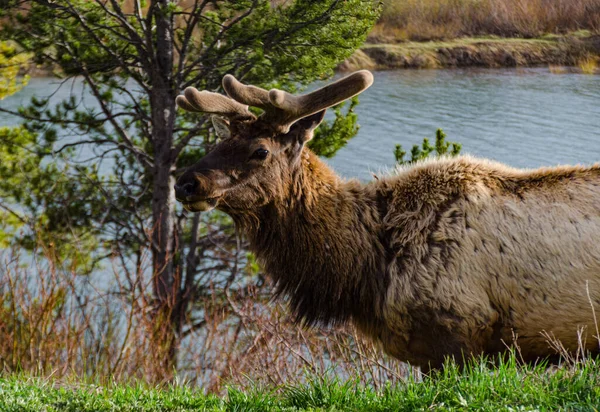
xmin=0 ymin=239 xmax=408 ymax=392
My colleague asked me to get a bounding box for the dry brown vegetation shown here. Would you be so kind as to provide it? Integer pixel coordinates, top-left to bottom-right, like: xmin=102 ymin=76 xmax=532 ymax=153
xmin=0 ymin=241 xmax=409 ymax=392
xmin=374 ymin=0 xmax=600 ymax=42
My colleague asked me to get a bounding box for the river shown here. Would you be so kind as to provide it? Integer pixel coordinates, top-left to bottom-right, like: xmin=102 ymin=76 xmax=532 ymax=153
xmin=328 ymin=68 xmax=600 ymax=179
xmin=1 ymin=68 xmax=599 ymax=180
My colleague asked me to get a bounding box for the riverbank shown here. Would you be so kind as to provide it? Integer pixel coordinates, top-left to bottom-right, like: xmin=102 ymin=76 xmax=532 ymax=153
xmin=340 ymin=33 xmax=600 ymax=72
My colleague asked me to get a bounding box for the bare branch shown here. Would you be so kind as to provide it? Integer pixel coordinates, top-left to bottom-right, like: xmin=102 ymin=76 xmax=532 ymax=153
xmin=180 ymin=0 xmax=259 ymax=87
xmin=0 ymin=202 xmax=28 ymax=225
xmin=78 ymin=65 xmax=153 ymax=168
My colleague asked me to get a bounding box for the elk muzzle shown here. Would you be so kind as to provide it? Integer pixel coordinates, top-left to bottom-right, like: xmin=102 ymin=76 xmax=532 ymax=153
xmin=174 ymin=172 xmax=221 ymax=212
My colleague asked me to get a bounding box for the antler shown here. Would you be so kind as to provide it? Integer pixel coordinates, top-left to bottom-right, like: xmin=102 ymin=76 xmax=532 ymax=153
xmin=176 ymin=87 xmax=255 ymax=120
xmin=176 ymin=70 xmax=374 ymax=132
xmin=223 ymin=70 xmax=374 ymax=133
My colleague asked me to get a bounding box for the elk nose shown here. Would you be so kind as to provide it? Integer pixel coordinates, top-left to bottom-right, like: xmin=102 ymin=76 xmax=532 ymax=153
xmin=174 ymin=181 xmax=198 ymax=200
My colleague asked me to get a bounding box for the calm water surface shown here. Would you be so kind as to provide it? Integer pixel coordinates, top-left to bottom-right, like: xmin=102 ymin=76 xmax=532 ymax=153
xmin=1 ymin=68 xmax=599 ymax=180
xmin=328 ymin=68 xmax=600 ymax=179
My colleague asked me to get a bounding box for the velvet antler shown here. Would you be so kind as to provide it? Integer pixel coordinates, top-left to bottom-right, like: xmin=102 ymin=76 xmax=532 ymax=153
xmin=176 ymin=71 xmax=374 ymax=132
xmin=176 ymin=88 xmax=255 ymax=121
xmin=222 ymin=70 xmax=374 ymax=132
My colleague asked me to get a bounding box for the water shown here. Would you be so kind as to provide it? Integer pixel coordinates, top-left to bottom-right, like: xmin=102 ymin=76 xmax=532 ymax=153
xmin=327 ymin=68 xmax=600 ymax=180
xmin=1 ymin=68 xmax=599 ymax=181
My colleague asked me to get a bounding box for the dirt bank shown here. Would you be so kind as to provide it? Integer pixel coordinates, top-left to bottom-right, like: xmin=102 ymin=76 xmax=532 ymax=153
xmin=339 ymin=34 xmax=600 ymax=71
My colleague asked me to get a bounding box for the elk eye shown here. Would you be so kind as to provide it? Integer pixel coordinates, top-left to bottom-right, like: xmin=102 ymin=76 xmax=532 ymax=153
xmin=251 ymin=148 xmax=269 ymax=160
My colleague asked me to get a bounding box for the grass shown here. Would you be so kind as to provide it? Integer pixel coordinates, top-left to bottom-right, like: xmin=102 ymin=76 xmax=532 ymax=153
xmin=2 ymin=355 xmax=600 ymax=411
xmin=579 ymin=54 xmax=599 ymax=73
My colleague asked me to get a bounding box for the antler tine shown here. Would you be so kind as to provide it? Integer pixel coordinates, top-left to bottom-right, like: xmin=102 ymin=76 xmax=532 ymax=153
xmin=223 ymin=75 xmax=295 ymax=130
xmin=268 ymin=70 xmax=374 ymax=129
xmin=222 ymin=74 xmax=272 ymax=109
xmin=176 ymin=87 xmax=255 ymax=120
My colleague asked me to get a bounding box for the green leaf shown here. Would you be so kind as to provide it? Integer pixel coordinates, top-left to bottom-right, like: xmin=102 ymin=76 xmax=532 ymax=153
xmin=395 ymin=128 xmax=462 ymax=166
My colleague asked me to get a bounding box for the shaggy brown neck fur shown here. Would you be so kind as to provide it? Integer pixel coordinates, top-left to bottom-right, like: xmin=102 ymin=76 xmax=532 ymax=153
xmin=230 ymin=150 xmax=390 ymax=328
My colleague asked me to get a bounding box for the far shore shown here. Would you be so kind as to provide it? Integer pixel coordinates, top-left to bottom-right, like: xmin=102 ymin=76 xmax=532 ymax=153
xmin=340 ymin=32 xmax=600 ymax=73
xmin=22 ymin=33 xmax=600 ymax=77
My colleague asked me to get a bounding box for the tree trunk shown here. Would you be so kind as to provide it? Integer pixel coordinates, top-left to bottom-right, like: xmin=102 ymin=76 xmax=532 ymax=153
xmin=149 ymin=0 xmax=179 ymax=380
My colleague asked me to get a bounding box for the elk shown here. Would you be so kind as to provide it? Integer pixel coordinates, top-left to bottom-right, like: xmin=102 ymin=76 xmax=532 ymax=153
xmin=174 ymin=70 xmax=600 ymax=371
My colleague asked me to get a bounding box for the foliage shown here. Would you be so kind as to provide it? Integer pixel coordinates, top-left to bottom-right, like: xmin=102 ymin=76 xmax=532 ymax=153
xmin=308 ymin=97 xmax=360 ymax=158
xmin=0 ymin=0 xmax=379 ymax=252
xmin=394 ymin=128 xmax=462 ymax=165
xmin=0 ymin=126 xmax=102 ymax=271
xmin=2 ymin=355 xmax=600 ymax=410
xmin=0 ymin=41 xmax=29 ymax=99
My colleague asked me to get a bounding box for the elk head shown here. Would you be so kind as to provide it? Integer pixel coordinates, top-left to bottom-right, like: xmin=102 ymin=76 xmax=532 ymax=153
xmin=174 ymin=71 xmax=374 ymax=213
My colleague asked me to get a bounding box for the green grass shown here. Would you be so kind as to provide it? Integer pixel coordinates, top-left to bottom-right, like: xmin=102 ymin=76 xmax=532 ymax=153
xmin=364 ymin=30 xmax=596 ymax=54
xmin=2 ymin=356 xmax=600 ymax=411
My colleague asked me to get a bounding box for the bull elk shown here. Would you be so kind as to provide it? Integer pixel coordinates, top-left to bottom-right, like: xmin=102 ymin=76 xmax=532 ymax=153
xmin=174 ymin=70 xmax=600 ymax=371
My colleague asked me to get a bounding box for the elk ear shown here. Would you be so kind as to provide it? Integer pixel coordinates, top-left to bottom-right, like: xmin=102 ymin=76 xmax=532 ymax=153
xmin=290 ymin=110 xmax=326 ymax=143
xmin=211 ymin=115 xmax=231 ymax=140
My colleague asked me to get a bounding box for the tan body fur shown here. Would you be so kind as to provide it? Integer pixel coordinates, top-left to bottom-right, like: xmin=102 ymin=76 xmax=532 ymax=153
xmin=233 ymin=151 xmax=600 ymax=370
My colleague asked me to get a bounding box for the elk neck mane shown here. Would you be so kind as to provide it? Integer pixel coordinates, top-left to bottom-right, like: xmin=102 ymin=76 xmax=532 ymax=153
xmin=229 ymin=148 xmax=390 ymax=329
